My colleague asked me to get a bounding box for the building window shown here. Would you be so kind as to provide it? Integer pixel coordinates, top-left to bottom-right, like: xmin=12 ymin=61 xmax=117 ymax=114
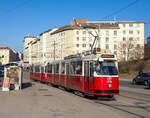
xmin=123 ymin=51 xmax=126 ymax=55
xmin=129 ymin=37 xmax=133 ymax=41
xmin=114 ymin=44 xmax=117 ymax=49
xmin=123 ymin=24 xmax=126 ymax=27
xmin=76 ymin=44 xmax=79 ymax=47
xmin=136 ymin=24 xmax=140 ymax=27
xmin=137 ymin=37 xmax=140 ymax=41
xmin=129 ymin=30 xmax=133 ymax=34
xmin=82 ymin=37 xmax=86 ymax=41
xmin=123 ymin=37 xmax=126 ymax=41
xmin=137 ymin=44 xmax=140 ymax=48
xmin=76 ymin=31 xmax=79 ymax=35
xmin=82 ymin=44 xmax=86 ymax=47
xmin=137 ymin=30 xmax=140 ymax=34
xmin=129 ymin=44 xmax=134 ymax=48
xmin=129 ymin=24 xmax=133 ymax=27
xmin=88 ymin=31 xmax=92 ymax=34
xmin=106 ymin=31 xmax=109 ymax=36
xmin=123 ymin=44 xmax=126 ymax=48
xmin=106 ymin=44 xmax=109 ymax=49
xmin=114 ymin=30 xmax=117 ymax=36
xmin=76 ymin=37 xmax=79 ymax=41
xmin=82 ymin=31 xmax=86 ymax=34
xmin=123 ymin=30 xmax=126 ymax=34
xmin=106 ymin=37 xmax=109 ymax=42
xmin=89 ymin=44 xmax=92 ymax=48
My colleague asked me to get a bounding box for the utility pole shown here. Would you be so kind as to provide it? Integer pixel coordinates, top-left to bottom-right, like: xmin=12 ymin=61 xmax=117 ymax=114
xmin=98 ymin=24 xmax=101 ymax=48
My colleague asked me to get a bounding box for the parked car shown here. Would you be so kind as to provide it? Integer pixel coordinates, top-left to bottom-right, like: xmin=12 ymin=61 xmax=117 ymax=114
xmin=0 ymin=65 xmax=4 ymax=77
xmin=132 ymin=72 xmax=150 ymax=86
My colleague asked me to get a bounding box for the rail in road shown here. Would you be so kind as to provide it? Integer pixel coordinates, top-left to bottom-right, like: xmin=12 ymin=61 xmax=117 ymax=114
xmin=92 ymin=79 xmax=150 ymax=118
xmin=33 ymin=79 xmax=150 ymax=118
xmin=1 ymin=72 xmax=150 ymax=118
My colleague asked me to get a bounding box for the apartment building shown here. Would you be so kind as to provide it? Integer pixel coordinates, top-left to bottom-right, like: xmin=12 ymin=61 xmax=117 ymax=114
xmin=0 ymin=47 xmax=20 ymax=65
xmin=48 ymin=19 xmax=144 ymax=61
xmin=144 ymin=37 xmax=150 ymax=59
xmin=30 ymin=38 xmax=40 ymax=64
xmin=24 ymin=36 xmax=39 ymax=64
xmin=24 ymin=18 xmax=144 ymax=64
xmin=117 ymin=21 xmax=144 ymax=61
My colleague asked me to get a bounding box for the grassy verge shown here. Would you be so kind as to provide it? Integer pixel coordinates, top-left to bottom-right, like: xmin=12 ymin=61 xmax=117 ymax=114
xmin=119 ymin=71 xmax=138 ymax=80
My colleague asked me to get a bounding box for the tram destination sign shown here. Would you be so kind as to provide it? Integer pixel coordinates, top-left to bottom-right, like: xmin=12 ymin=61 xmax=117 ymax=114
xmin=101 ymin=54 xmax=114 ymax=58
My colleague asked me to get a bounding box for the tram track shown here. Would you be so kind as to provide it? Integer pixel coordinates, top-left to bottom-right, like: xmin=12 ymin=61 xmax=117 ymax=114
xmin=119 ymin=94 xmax=150 ymax=103
xmin=92 ymin=89 xmax=150 ymax=118
xmin=119 ymin=89 xmax=150 ymax=103
xmin=94 ymin=100 xmax=147 ymax=118
xmin=29 ymin=76 xmax=150 ymax=118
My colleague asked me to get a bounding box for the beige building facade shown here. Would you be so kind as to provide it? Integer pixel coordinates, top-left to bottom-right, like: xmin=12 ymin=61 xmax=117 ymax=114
xmin=24 ymin=36 xmax=40 ymax=64
xmin=0 ymin=47 xmax=20 ymax=65
xmin=24 ymin=18 xmax=145 ymax=64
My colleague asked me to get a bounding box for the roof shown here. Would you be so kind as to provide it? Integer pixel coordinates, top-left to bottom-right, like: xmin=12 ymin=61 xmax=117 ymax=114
xmin=88 ymin=21 xmax=145 ymax=23
xmin=51 ymin=22 xmax=119 ymax=35
xmin=0 ymin=47 xmax=10 ymax=50
xmin=40 ymin=29 xmax=52 ymax=36
xmin=24 ymin=36 xmax=38 ymax=39
xmin=118 ymin=21 xmax=145 ymax=24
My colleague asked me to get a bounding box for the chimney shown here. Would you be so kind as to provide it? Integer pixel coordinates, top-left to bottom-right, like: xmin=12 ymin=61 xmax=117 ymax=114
xmin=70 ymin=18 xmax=87 ymax=25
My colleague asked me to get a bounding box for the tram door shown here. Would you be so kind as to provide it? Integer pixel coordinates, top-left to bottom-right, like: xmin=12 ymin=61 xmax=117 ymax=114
xmin=66 ymin=63 xmax=70 ymax=88
xmin=41 ymin=66 xmax=44 ymax=81
xmin=84 ymin=61 xmax=94 ymax=94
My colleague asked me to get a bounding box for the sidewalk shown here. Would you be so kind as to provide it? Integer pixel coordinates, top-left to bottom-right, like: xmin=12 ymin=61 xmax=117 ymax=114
xmin=119 ymin=78 xmax=132 ymax=81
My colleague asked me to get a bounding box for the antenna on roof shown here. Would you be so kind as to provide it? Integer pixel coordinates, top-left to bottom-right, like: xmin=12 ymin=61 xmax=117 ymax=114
xmin=114 ymin=16 xmax=116 ymax=21
xmin=28 ymin=32 xmax=30 ymax=36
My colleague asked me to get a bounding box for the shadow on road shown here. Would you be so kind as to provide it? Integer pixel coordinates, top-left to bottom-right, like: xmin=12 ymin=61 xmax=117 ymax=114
xmin=21 ymin=82 xmax=32 ymax=89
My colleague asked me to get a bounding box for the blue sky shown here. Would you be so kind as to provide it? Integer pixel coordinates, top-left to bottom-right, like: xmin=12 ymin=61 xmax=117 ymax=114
xmin=0 ymin=0 xmax=150 ymax=52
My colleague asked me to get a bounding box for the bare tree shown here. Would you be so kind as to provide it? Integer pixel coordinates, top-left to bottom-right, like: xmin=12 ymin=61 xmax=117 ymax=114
xmin=118 ymin=40 xmax=144 ymax=61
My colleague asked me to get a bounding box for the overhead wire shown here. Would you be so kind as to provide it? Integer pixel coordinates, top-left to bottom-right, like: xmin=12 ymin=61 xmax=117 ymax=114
xmin=102 ymin=0 xmax=140 ymax=20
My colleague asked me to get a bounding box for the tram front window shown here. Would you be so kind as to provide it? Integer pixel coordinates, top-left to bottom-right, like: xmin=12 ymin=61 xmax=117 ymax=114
xmin=95 ymin=61 xmax=118 ymax=75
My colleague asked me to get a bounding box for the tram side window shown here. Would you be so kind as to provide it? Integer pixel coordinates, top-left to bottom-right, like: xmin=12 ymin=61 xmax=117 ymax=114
xmin=75 ymin=61 xmax=82 ymax=75
xmin=61 ymin=63 xmax=65 ymax=74
xmin=35 ymin=66 xmax=40 ymax=73
xmin=45 ymin=65 xmax=47 ymax=73
xmin=41 ymin=66 xmax=44 ymax=73
xmin=70 ymin=61 xmax=82 ymax=75
xmin=47 ymin=64 xmax=52 ymax=73
xmin=70 ymin=62 xmax=75 ymax=75
xmin=55 ymin=64 xmax=59 ymax=74
xmin=30 ymin=66 xmax=33 ymax=72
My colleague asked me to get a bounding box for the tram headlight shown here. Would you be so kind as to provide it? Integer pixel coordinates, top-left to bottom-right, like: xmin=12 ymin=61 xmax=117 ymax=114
xmin=108 ymin=84 xmax=112 ymax=88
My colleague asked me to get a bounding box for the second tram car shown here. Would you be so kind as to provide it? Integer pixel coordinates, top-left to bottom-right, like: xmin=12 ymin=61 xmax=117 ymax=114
xmin=30 ymin=64 xmax=47 ymax=82
xmin=30 ymin=52 xmax=119 ymax=98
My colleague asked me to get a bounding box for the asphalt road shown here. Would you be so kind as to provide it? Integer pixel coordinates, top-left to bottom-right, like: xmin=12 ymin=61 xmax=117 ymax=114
xmin=0 ymin=72 xmax=150 ymax=118
xmin=119 ymin=79 xmax=150 ymax=90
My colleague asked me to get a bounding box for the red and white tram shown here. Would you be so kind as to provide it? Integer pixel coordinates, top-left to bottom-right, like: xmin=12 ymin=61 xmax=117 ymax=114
xmin=30 ymin=52 xmax=119 ymax=98
xmin=30 ymin=64 xmax=47 ymax=82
